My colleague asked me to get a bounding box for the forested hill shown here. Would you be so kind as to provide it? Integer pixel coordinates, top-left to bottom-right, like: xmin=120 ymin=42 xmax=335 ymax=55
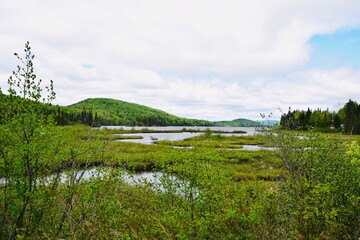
xmin=213 ymin=118 xmax=262 ymax=127
xmin=66 ymin=98 xmax=212 ymax=126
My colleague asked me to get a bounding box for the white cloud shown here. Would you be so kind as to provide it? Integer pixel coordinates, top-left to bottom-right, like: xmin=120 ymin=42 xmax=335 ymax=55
xmin=1 ymin=0 xmax=360 ymax=120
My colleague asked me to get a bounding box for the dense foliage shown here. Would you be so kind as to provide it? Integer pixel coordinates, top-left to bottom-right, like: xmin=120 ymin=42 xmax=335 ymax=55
xmin=265 ymin=130 xmax=360 ymax=238
xmin=280 ymin=99 xmax=360 ymax=134
xmin=342 ymin=99 xmax=360 ymax=134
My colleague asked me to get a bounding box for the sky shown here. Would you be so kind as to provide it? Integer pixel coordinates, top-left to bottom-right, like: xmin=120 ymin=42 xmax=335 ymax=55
xmin=1 ymin=0 xmax=360 ymax=121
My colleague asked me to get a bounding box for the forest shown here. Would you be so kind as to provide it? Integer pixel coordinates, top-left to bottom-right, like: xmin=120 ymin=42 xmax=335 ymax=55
xmin=66 ymin=98 xmax=213 ymax=127
xmin=0 ymin=42 xmax=359 ymax=239
xmin=280 ymin=99 xmax=360 ymax=134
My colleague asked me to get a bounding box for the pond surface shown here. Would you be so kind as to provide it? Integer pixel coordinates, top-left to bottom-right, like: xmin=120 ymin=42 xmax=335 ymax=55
xmin=77 ymin=168 xmax=198 ymax=198
xmin=78 ymin=168 xmax=166 ymax=184
xmin=107 ymin=126 xmax=259 ymax=144
xmin=103 ymin=126 xmax=258 ymax=134
xmin=116 ymin=132 xmax=202 ymax=144
xmin=239 ymin=145 xmax=276 ymax=151
xmin=1 ymin=168 xmax=198 ymax=199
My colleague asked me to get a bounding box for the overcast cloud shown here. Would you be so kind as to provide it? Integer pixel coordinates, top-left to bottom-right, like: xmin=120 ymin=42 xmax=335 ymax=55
xmin=1 ymin=0 xmax=360 ymax=120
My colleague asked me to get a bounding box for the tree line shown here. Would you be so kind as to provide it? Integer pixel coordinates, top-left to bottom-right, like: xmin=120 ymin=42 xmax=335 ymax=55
xmin=280 ymin=99 xmax=360 ymax=134
xmin=53 ymin=107 xmax=212 ymax=127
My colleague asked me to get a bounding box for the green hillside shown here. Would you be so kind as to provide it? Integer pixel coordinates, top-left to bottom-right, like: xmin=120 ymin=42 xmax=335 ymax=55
xmin=66 ymin=98 xmax=212 ymax=126
xmin=0 ymin=93 xmax=266 ymax=127
xmin=213 ymin=118 xmax=262 ymax=127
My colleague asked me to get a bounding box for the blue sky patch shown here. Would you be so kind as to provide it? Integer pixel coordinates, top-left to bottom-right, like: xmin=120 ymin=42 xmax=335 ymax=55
xmin=82 ymin=64 xmax=94 ymax=69
xmin=307 ymin=28 xmax=360 ymax=69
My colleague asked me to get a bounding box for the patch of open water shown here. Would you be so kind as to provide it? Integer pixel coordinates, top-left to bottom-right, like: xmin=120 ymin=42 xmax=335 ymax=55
xmin=239 ymin=145 xmax=276 ymax=151
xmin=0 ymin=168 xmax=199 ymax=199
xmin=109 ymin=126 xmax=259 ymax=144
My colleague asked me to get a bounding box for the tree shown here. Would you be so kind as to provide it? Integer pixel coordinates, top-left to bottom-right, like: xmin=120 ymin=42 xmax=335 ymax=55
xmin=0 ymin=41 xmax=57 ymax=238
xmin=0 ymin=42 xmax=112 ymax=239
xmin=343 ymin=99 xmax=360 ymax=134
xmin=333 ymin=113 xmax=341 ymax=129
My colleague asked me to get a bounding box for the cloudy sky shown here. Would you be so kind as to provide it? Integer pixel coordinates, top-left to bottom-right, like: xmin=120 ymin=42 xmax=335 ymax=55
xmin=1 ymin=0 xmax=360 ymax=121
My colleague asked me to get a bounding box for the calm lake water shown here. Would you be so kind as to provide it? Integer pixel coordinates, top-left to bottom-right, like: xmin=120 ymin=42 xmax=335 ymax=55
xmin=79 ymin=168 xmax=197 ymax=197
xmin=0 ymin=168 xmax=197 ymax=198
xmin=102 ymin=126 xmax=258 ymax=134
xmin=103 ymin=126 xmax=259 ymax=144
xmin=240 ymin=145 xmax=276 ymax=151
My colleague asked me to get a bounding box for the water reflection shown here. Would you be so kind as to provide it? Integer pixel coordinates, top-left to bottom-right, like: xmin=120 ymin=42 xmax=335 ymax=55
xmin=102 ymin=126 xmax=257 ymax=134
xmin=117 ymin=132 xmax=202 ymax=144
xmin=0 ymin=168 xmax=199 ymax=199
xmin=112 ymin=126 xmax=258 ymax=144
xmin=239 ymin=145 xmax=276 ymax=151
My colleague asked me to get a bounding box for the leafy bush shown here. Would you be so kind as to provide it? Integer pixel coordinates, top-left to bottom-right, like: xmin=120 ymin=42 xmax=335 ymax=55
xmin=267 ymin=129 xmax=360 ymax=239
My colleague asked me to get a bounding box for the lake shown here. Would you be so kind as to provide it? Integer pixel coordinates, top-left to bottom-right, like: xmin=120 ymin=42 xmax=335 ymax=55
xmin=102 ymin=126 xmax=259 ymax=144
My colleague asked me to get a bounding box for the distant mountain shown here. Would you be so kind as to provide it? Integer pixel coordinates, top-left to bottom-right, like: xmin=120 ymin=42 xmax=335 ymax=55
xmin=213 ymin=118 xmax=279 ymax=127
xmin=66 ymin=98 xmax=212 ymax=126
xmin=213 ymin=118 xmax=262 ymax=127
xmin=0 ymin=92 xmax=277 ymax=127
xmin=257 ymin=119 xmax=279 ymax=126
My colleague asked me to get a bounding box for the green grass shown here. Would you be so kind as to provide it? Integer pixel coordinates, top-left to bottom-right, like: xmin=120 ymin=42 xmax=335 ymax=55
xmin=44 ymin=126 xmax=283 ymax=182
xmin=78 ymin=128 xmax=285 ymax=182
